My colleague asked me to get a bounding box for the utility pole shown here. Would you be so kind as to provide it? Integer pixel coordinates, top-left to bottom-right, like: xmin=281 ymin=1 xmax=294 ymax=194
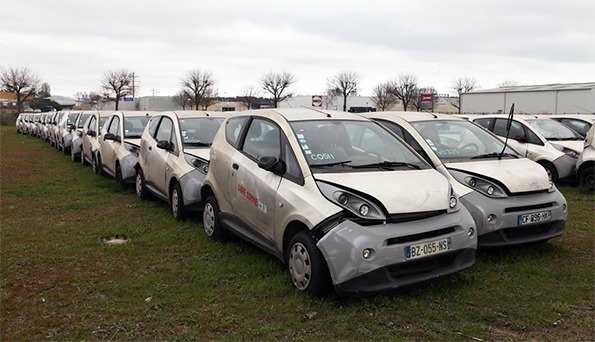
xmin=131 ymin=72 xmax=136 ymax=98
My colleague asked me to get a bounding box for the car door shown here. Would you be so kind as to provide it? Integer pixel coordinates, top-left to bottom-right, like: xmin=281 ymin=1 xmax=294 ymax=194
xmin=103 ymin=116 xmax=120 ymax=172
xmin=149 ymin=116 xmax=175 ymax=195
xmin=230 ymin=118 xmax=283 ymax=241
xmin=82 ymin=115 xmax=96 ymax=161
xmin=140 ymin=115 xmax=162 ymax=185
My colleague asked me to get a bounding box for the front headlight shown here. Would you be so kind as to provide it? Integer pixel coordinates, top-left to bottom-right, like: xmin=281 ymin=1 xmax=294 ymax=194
xmin=316 ymin=181 xmax=386 ymax=221
xmin=562 ymin=147 xmax=578 ymax=159
xmin=184 ymin=153 xmax=209 ymax=174
xmin=450 ymin=170 xmax=507 ymax=198
xmin=124 ymin=143 xmax=139 ymax=155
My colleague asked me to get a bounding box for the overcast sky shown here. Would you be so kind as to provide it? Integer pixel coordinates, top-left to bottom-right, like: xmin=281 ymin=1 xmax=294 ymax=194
xmin=1 ymin=0 xmax=594 ymax=98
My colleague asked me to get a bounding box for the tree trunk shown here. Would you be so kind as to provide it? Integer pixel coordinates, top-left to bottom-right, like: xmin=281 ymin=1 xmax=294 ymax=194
xmin=343 ymin=94 xmax=347 ymax=112
xmin=273 ymin=98 xmax=278 ymax=108
xmin=16 ymin=93 xmax=22 ymax=113
xmin=458 ymin=96 xmax=461 ymax=114
xmin=115 ymin=94 xmax=120 ymax=110
xmin=402 ymin=101 xmax=407 ymax=111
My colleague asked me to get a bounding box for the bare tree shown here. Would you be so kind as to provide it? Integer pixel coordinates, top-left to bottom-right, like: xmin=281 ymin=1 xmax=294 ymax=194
xmin=181 ymin=70 xmax=216 ymax=110
xmin=327 ymin=71 xmax=359 ymax=111
xmin=239 ymin=86 xmax=260 ymax=110
xmin=101 ymin=69 xmax=134 ymax=110
xmin=200 ymin=88 xmax=218 ymax=110
xmin=371 ymin=82 xmax=399 ymax=111
xmin=0 ymin=67 xmax=40 ymax=113
xmin=174 ymin=90 xmax=192 ymax=110
xmin=452 ymin=77 xmax=477 ymax=113
xmin=390 ymin=74 xmax=418 ymax=111
xmin=261 ymin=72 xmax=295 ymax=108
xmin=39 ymin=82 xmax=51 ymax=98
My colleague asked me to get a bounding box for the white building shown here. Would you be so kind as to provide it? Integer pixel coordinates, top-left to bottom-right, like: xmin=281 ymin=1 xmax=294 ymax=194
xmin=461 ymin=82 xmax=595 ymax=114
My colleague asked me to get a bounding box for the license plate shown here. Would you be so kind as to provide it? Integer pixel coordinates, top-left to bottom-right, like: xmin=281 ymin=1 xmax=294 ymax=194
xmin=517 ymin=210 xmax=552 ymax=225
xmin=405 ymin=238 xmax=449 ymax=260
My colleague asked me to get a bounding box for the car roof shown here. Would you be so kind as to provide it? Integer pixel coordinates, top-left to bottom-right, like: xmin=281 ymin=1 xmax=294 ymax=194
xmin=117 ymin=111 xmax=158 ymax=117
xmin=171 ymin=110 xmax=234 ymax=119
xmin=363 ymin=111 xmax=463 ymax=123
xmin=243 ymin=108 xmax=371 ymax=122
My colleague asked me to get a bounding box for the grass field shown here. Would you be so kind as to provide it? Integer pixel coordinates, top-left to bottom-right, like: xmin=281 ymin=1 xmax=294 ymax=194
xmin=1 ymin=125 xmax=593 ymax=340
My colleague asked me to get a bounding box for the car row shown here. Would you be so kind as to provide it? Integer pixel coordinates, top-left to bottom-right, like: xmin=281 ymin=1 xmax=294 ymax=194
xmin=17 ymin=109 xmax=588 ymax=295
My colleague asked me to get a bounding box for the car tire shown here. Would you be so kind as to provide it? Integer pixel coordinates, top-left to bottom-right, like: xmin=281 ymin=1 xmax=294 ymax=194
xmin=93 ymin=153 xmax=103 ymax=175
xmin=287 ymin=231 xmax=332 ymax=296
xmin=202 ymin=196 xmax=226 ymax=239
xmin=115 ymin=163 xmax=125 ymax=188
xmin=135 ymin=169 xmax=149 ymax=200
xmin=170 ymin=182 xmax=185 ymax=220
xmin=538 ymin=161 xmax=559 ymax=184
xmin=579 ymin=166 xmax=594 ymax=191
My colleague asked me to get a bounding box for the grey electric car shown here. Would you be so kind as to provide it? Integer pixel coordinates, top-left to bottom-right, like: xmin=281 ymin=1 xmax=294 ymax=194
xmin=201 ymin=108 xmax=477 ymax=295
xmin=136 ymin=111 xmax=232 ymax=219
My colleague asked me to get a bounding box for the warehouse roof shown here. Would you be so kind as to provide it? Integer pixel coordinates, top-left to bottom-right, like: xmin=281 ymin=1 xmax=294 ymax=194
xmin=468 ymin=82 xmax=595 ymax=94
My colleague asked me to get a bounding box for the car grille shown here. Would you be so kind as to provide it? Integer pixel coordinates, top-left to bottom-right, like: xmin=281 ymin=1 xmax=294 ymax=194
xmin=386 ymin=226 xmax=456 ymax=246
xmin=386 ymin=210 xmax=446 ymax=224
xmin=504 ymin=202 xmax=555 ymax=213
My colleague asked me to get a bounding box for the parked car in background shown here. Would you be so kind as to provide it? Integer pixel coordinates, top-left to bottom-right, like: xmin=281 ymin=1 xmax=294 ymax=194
xmin=136 ymin=111 xmax=231 ymax=219
xmin=57 ymin=112 xmax=81 ymax=153
xmin=95 ymin=111 xmax=154 ymax=185
xmin=201 ymin=108 xmax=477 ymax=295
xmin=15 ymin=114 xmax=24 ymax=134
xmin=69 ymin=111 xmax=93 ymax=162
xmin=577 ymin=126 xmax=595 ymax=190
xmin=545 ymin=114 xmax=594 ymax=138
xmin=364 ymin=112 xmax=567 ymax=247
xmin=470 ymin=115 xmax=580 ymax=182
xmin=50 ymin=112 xmax=66 ymax=148
xmin=81 ymin=111 xmax=111 ymax=167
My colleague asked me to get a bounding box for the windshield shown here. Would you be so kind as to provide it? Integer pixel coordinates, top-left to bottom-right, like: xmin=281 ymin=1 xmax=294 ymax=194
xmin=290 ymin=120 xmax=428 ymax=171
xmin=77 ymin=113 xmax=91 ymax=128
xmin=411 ymin=120 xmax=516 ymax=161
xmin=178 ymin=117 xmax=224 ymax=146
xmin=124 ymin=116 xmax=150 ymax=138
xmin=99 ymin=116 xmax=108 ymax=130
xmin=67 ymin=113 xmax=78 ymax=125
xmin=526 ymin=118 xmax=581 ymax=140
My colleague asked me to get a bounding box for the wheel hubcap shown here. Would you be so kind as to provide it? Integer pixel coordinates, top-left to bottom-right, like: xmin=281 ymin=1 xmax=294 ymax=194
xmin=203 ymin=203 xmax=215 ymax=236
xmin=289 ymin=242 xmax=312 ymax=290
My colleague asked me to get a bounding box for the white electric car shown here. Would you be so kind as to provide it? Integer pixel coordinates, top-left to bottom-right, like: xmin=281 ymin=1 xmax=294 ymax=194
xmin=364 ymin=112 xmax=567 ymax=247
xmin=577 ymin=126 xmax=595 ymax=190
xmin=136 ymin=111 xmax=232 ymax=219
xmin=69 ymin=111 xmax=94 ymax=162
xmin=202 ymin=108 xmax=477 ymax=295
xmin=81 ymin=111 xmax=112 ymax=167
xmin=470 ymin=115 xmax=580 ymax=182
xmin=95 ymin=111 xmax=154 ymax=185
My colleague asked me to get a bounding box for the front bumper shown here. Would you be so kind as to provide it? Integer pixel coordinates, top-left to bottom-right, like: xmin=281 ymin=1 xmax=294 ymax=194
xmin=179 ymin=169 xmax=207 ymax=207
xmin=120 ymin=153 xmax=139 ymax=182
xmin=460 ymin=189 xmax=567 ymax=247
xmin=316 ymin=208 xmax=477 ymax=294
xmin=553 ymin=154 xmax=577 ymax=179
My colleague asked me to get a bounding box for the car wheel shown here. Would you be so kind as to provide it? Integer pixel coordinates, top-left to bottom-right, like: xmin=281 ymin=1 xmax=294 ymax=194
xmin=579 ymin=166 xmax=594 ymax=191
xmin=115 ymin=163 xmax=125 ymax=188
xmin=93 ymin=153 xmax=103 ymax=175
xmin=135 ymin=169 xmax=148 ymax=200
xmin=170 ymin=182 xmax=185 ymax=220
xmin=202 ymin=196 xmax=226 ymax=239
xmin=287 ymin=231 xmax=332 ymax=296
xmin=539 ymin=161 xmax=559 ymax=183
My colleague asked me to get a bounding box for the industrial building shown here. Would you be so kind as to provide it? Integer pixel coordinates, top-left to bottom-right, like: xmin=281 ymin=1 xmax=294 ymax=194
xmin=461 ymin=82 xmax=595 ymax=114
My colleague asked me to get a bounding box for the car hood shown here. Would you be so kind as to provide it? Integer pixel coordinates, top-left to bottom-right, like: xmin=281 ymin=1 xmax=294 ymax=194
xmin=446 ymin=158 xmax=550 ymax=193
xmin=124 ymin=138 xmax=142 ymax=146
xmin=314 ymin=169 xmax=450 ymax=214
xmin=184 ymin=148 xmax=210 ymax=161
xmin=551 ymin=140 xmax=584 ymax=153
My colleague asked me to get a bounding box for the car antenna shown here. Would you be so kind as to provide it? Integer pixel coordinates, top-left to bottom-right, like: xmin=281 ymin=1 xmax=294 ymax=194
xmin=499 ymin=103 xmax=515 ymax=160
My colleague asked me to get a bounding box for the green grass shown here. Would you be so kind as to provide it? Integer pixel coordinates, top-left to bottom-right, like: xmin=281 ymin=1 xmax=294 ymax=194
xmin=1 ymin=126 xmax=593 ymax=340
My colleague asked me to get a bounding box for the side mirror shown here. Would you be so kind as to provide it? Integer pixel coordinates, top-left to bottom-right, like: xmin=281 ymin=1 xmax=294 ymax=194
xmin=104 ymin=132 xmax=115 ymax=141
xmin=157 ymin=140 xmax=174 ymax=151
xmin=257 ymin=156 xmax=286 ymax=175
xmin=87 ymin=130 xmax=96 ymax=137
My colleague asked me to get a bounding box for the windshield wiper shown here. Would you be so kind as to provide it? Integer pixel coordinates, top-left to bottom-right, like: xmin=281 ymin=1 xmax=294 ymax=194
xmin=351 ymin=161 xmax=421 ymax=170
xmin=311 ymin=160 xmax=353 ymax=168
xmin=185 ymin=142 xmax=211 ymax=147
xmin=471 ymin=152 xmax=518 ymax=159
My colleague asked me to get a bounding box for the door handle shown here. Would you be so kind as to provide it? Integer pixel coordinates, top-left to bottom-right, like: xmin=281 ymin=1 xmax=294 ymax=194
xmin=232 ymin=163 xmax=239 ymax=170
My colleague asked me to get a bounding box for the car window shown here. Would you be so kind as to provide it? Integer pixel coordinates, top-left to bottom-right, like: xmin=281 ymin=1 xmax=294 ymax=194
xmin=87 ymin=116 xmax=96 ymax=131
xmin=124 ymin=116 xmax=150 ymax=138
xmin=474 ymin=118 xmax=494 ymax=130
xmin=375 ymin=119 xmax=431 ymax=162
xmin=493 ymin=119 xmax=525 ymax=141
xmin=525 ymin=118 xmax=581 ymax=140
xmin=225 ymin=117 xmax=249 ymax=148
xmin=77 ymin=114 xmax=91 ymax=128
xmin=156 ymin=117 xmax=174 ymax=142
xmin=242 ymin=119 xmax=281 ymax=160
xmin=108 ymin=116 xmax=120 ymax=136
xmin=283 ymin=139 xmax=303 ymax=183
xmin=99 ymin=117 xmax=108 ymax=131
xmin=148 ymin=116 xmax=162 ymax=137
xmin=561 ymin=119 xmax=590 ymax=136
